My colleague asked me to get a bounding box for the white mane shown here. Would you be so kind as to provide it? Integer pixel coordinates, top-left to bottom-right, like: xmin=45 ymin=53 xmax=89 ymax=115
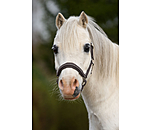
xmin=87 ymin=17 xmax=119 ymax=80
xmin=55 ymin=17 xmax=80 ymax=53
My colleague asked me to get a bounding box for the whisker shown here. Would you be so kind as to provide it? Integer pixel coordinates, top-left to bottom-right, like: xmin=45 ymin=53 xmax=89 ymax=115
xmin=76 ymin=96 xmax=83 ymax=104
xmin=48 ymin=77 xmax=59 ymax=96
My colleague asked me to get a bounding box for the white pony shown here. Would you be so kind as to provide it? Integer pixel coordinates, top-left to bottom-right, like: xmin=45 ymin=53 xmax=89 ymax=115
xmin=52 ymin=11 xmax=119 ymax=130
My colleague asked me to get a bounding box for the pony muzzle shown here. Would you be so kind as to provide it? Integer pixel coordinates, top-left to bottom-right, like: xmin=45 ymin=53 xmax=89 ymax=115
xmin=58 ymin=77 xmax=81 ymax=100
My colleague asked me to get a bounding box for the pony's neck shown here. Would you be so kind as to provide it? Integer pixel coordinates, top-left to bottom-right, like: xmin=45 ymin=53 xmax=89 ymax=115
xmin=81 ymin=36 xmax=119 ymax=110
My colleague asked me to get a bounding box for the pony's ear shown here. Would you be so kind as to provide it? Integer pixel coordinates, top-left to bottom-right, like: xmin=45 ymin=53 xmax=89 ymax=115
xmin=56 ymin=13 xmax=66 ymax=29
xmin=79 ymin=11 xmax=88 ymax=28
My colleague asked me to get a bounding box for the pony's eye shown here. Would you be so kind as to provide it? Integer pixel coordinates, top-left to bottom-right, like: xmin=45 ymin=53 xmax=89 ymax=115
xmin=84 ymin=43 xmax=90 ymax=52
xmin=52 ymin=45 xmax=58 ymax=54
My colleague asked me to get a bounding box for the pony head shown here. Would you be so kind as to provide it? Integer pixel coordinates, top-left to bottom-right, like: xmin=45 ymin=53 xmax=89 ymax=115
xmin=52 ymin=11 xmax=94 ymax=100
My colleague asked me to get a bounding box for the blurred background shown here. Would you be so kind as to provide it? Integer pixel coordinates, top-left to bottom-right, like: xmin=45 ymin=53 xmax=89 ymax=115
xmin=32 ymin=0 xmax=118 ymax=129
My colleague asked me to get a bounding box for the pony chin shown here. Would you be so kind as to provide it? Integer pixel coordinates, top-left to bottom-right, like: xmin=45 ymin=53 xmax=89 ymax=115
xmin=63 ymin=93 xmax=80 ymax=100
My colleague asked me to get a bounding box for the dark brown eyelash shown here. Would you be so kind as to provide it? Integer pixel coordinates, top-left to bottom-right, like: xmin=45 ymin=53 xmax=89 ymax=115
xmin=52 ymin=45 xmax=58 ymax=54
xmin=84 ymin=43 xmax=90 ymax=53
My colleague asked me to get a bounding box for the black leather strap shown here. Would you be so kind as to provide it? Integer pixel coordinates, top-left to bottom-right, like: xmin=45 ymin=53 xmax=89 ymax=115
xmin=57 ymin=62 xmax=87 ymax=78
xmin=91 ymin=43 xmax=94 ymax=60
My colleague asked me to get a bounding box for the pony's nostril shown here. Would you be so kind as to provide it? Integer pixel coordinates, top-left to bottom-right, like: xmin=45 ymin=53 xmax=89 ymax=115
xmin=72 ymin=78 xmax=79 ymax=88
xmin=60 ymin=80 xmax=63 ymax=86
xmin=73 ymin=79 xmax=77 ymax=86
xmin=59 ymin=79 xmax=64 ymax=90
